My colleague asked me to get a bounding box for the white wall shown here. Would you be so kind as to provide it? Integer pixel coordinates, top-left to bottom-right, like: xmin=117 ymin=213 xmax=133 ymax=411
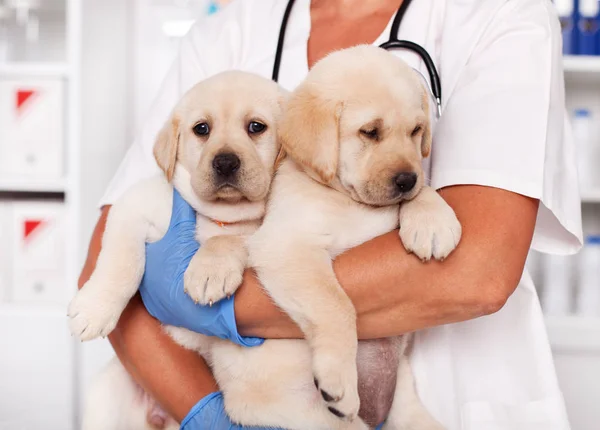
xmin=76 ymin=0 xmax=133 ymax=422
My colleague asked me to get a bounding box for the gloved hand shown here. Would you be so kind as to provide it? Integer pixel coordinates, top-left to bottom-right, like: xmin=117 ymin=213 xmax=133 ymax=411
xmin=139 ymin=188 xmax=264 ymax=347
xmin=182 ymin=393 xmax=386 ymax=430
xmin=182 ymin=392 xmax=284 ymax=430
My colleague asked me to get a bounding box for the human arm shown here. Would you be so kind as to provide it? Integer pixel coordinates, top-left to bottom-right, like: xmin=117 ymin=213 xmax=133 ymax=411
xmin=235 ymin=184 xmax=538 ymax=340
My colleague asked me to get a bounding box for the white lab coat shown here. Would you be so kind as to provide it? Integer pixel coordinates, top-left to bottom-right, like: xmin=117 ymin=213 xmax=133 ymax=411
xmin=101 ymin=1 xmax=584 ymax=429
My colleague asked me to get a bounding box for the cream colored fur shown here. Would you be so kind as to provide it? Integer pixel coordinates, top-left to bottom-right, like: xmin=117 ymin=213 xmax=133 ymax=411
xmin=246 ymin=46 xmax=461 ymax=428
xmin=68 ymin=47 xmax=460 ymax=430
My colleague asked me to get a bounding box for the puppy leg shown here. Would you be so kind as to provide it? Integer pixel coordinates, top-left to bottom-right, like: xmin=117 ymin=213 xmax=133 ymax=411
xmin=184 ymin=235 xmax=247 ymax=306
xmin=383 ymin=351 xmax=445 ymax=430
xmin=212 ymin=339 xmax=369 ymax=430
xmin=68 ymin=179 xmax=171 ymax=341
xmin=399 ymin=186 xmax=462 ymax=262
xmin=68 ymin=202 xmax=151 ymax=341
xmin=82 ymin=357 xmax=158 ymax=430
xmin=251 ymin=242 xmax=360 ymax=422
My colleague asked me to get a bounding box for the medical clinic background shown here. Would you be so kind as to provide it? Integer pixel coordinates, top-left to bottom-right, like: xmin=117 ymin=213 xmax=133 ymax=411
xmin=0 ymin=0 xmax=598 ymax=428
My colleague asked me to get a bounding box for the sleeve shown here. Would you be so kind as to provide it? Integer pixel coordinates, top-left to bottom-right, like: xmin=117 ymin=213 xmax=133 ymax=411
xmin=98 ymin=3 xmax=246 ymax=207
xmin=430 ymin=0 xmax=583 ymax=256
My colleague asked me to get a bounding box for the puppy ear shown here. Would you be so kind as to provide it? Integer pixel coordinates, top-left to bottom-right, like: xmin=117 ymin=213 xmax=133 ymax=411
xmin=420 ymin=84 xmax=432 ymax=158
xmin=279 ymin=82 xmax=341 ymax=183
xmin=153 ymin=115 xmax=180 ymax=182
xmin=274 ymin=147 xmax=287 ymax=170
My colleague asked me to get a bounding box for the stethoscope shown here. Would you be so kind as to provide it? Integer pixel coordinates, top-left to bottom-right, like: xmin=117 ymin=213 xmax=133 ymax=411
xmin=271 ymin=0 xmax=443 ymax=117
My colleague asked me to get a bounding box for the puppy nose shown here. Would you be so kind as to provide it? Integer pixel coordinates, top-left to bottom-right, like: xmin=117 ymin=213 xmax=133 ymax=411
xmin=213 ymin=153 xmax=241 ymax=177
xmin=394 ymin=172 xmax=417 ymax=193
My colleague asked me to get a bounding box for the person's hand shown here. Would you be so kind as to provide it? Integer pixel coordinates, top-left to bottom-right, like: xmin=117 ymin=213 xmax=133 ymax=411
xmin=183 ymin=392 xmax=387 ymax=429
xmin=182 ymin=392 xmax=285 ymax=430
xmin=139 ymin=188 xmax=264 ymax=347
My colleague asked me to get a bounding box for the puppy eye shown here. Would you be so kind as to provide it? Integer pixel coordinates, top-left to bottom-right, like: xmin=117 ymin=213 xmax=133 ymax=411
xmin=360 ymin=128 xmax=379 ymax=140
xmin=248 ymin=121 xmax=267 ymax=134
xmin=193 ymin=122 xmax=210 ymax=137
xmin=411 ymin=125 xmax=422 ymax=137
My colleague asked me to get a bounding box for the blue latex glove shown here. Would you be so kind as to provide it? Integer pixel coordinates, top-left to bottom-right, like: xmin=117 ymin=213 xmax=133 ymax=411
xmin=182 ymin=392 xmax=284 ymax=430
xmin=139 ymin=188 xmax=264 ymax=347
xmin=182 ymin=393 xmax=386 ymax=430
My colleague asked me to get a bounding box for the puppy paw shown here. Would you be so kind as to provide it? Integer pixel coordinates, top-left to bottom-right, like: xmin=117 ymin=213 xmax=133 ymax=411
xmin=312 ymin=352 xmax=360 ymax=422
xmin=399 ymin=194 xmax=461 ymax=261
xmin=184 ymin=247 xmax=244 ymax=306
xmin=68 ymin=281 xmax=123 ymax=341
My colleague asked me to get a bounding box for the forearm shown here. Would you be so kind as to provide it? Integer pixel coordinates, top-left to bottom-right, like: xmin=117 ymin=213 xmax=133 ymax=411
xmin=79 ymin=206 xmax=218 ymax=422
xmin=235 ymin=185 xmax=538 ymax=339
xmin=108 ymin=295 xmax=218 ymax=421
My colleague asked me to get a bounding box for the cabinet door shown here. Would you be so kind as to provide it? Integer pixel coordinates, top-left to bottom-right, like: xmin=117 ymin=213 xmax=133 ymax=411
xmin=0 ymin=308 xmax=74 ymax=430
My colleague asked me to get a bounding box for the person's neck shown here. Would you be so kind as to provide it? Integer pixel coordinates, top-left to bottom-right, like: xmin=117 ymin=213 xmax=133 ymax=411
xmin=311 ymin=0 xmax=401 ymax=18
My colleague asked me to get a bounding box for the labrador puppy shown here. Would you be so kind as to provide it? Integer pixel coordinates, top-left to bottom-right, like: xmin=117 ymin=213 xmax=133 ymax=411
xmin=67 ymin=70 xmax=285 ymax=429
xmin=246 ymin=45 xmax=461 ymax=428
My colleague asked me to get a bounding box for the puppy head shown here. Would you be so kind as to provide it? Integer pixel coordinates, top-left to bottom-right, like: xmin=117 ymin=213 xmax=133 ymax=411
xmin=280 ymin=45 xmax=432 ymax=206
xmin=154 ymin=71 xmax=286 ymax=203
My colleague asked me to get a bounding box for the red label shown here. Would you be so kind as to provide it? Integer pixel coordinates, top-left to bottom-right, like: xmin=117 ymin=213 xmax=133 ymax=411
xmin=16 ymin=89 xmax=37 ymax=115
xmin=24 ymin=220 xmax=44 ymax=241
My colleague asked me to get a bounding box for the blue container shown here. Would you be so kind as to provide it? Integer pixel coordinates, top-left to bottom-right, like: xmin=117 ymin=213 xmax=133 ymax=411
xmin=577 ymin=0 xmax=600 ymax=55
xmin=207 ymin=1 xmax=219 ymax=15
xmin=585 ymin=235 xmax=600 ymax=245
xmin=556 ymin=0 xmax=579 ymax=55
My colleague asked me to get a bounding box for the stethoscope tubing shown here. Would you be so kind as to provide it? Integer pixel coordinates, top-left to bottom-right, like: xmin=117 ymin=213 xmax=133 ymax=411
xmin=272 ymin=0 xmax=443 ymax=117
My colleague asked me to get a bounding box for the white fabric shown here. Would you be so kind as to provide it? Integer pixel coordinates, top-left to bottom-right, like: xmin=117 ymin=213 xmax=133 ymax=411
xmin=100 ymin=0 xmax=583 ymax=429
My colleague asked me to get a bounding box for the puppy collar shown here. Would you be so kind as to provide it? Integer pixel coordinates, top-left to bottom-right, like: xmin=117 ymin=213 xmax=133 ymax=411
xmin=211 ymin=219 xmax=232 ymax=228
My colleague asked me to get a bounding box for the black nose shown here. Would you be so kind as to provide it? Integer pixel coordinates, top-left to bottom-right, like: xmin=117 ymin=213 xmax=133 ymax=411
xmin=394 ymin=172 xmax=417 ymax=193
xmin=213 ymin=153 xmax=241 ymax=177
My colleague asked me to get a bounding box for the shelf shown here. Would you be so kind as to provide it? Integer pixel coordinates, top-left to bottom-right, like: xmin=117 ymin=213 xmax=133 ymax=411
xmin=563 ymin=56 xmax=600 ymax=85
xmin=545 ymin=316 xmax=600 ymax=352
xmin=581 ymin=189 xmax=600 ymax=203
xmin=564 ymin=55 xmax=600 ymax=73
xmin=0 ymin=177 xmax=66 ymax=194
xmin=0 ymin=63 xmax=70 ymax=78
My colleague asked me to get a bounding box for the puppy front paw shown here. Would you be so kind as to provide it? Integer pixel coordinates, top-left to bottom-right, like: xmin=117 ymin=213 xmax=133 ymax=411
xmin=399 ymin=191 xmax=462 ymax=261
xmin=312 ymin=351 xmax=360 ymax=422
xmin=184 ymin=247 xmax=244 ymax=306
xmin=68 ymin=280 xmax=123 ymax=341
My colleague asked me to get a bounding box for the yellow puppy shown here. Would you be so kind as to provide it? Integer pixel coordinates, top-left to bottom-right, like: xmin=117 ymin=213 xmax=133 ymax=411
xmin=248 ymin=45 xmax=461 ymax=428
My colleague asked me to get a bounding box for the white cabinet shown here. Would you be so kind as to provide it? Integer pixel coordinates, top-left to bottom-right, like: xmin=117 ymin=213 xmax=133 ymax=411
xmin=0 ymin=0 xmax=81 ymax=429
xmin=0 ymin=307 xmax=74 ymax=430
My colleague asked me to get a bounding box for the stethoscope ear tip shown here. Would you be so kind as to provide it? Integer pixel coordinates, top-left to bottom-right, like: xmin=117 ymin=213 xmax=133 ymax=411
xmin=436 ymin=98 xmax=442 ymax=118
